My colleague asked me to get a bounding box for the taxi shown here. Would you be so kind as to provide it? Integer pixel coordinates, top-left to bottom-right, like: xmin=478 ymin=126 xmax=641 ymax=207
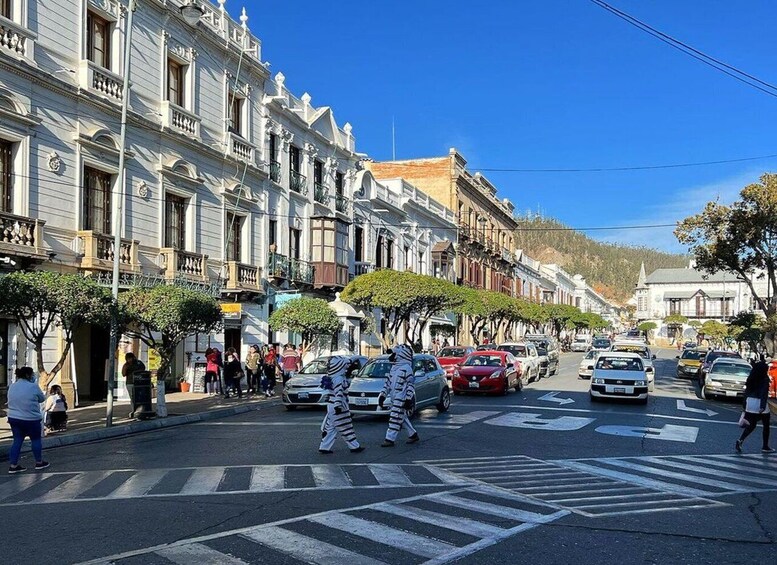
xmin=675 ymin=348 xmax=706 ymax=378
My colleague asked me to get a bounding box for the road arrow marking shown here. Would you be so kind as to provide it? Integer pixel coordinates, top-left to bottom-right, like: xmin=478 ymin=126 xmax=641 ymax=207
xmin=595 ymin=424 xmax=699 ymax=443
xmin=538 ymin=392 xmax=575 ymax=405
xmin=676 ymin=399 xmax=718 ymax=417
xmin=485 ymin=412 xmax=594 ymax=431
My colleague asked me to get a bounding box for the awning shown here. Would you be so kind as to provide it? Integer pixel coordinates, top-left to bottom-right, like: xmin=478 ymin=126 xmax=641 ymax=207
xmin=432 ymin=240 xmax=455 ymax=255
xmin=662 ymin=291 xmax=696 ymax=300
xmin=706 ymin=290 xmax=736 ymax=299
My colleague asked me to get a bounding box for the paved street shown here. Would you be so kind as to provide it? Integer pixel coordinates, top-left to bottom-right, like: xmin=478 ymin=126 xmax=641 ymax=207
xmin=1 ymin=349 xmax=775 ymax=564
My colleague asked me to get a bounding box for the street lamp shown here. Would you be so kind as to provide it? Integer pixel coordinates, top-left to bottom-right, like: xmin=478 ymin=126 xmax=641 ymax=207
xmin=180 ymin=1 xmax=204 ymax=27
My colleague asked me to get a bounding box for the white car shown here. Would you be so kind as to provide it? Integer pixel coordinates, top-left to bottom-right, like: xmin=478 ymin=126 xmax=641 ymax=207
xmin=578 ymin=349 xmax=599 ymax=379
xmin=590 ymin=352 xmax=650 ymax=404
xmin=495 ymin=342 xmax=542 ymax=383
xmin=610 ymin=341 xmax=656 ymax=392
xmin=571 ymin=336 xmax=591 ymax=352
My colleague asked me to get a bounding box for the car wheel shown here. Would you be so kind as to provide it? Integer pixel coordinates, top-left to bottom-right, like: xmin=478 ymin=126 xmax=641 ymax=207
xmin=514 ymin=375 xmax=523 ymax=392
xmin=700 ymin=385 xmax=708 ymax=400
xmin=501 ymin=377 xmax=510 ymax=395
xmin=437 ymin=388 xmax=451 ymax=412
xmin=590 ymin=393 xmax=599 ymax=403
xmin=284 ymin=405 xmax=297 ymax=411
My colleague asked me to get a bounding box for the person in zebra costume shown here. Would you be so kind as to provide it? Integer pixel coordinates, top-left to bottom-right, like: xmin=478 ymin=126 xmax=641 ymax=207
xmin=379 ymin=344 xmax=420 ymax=447
xmin=319 ymin=356 xmax=365 ymax=454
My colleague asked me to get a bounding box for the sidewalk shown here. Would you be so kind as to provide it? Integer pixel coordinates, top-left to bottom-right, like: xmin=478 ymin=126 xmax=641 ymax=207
xmin=1 ymin=391 xmax=280 ymax=460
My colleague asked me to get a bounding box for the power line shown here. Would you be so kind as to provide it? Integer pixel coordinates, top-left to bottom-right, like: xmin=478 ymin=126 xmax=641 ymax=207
xmin=590 ymin=0 xmax=777 ymax=99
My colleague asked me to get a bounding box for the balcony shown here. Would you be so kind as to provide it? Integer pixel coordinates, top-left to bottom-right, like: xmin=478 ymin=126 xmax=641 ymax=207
xmin=226 ymin=132 xmax=255 ymax=164
xmin=335 ymin=193 xmax=349 ymax=214
xmin=350 ymin=261 xmax=374 ymax=280
xmin=314 ymin=182 xmax=329 ymax=204
xmin=224 ymin=261 xmax=263 ymax=294
xmin=290 ymin=258 xmax=315 ymax=285
xmin=269 ymin=160 xmax=281 ymax=184
xmin=267 ymin=251 xmax=289 ymax=279
xmin=77 ymin=231 xmax=140 ymax=273
xmin=78 ymin=60 xmax=123 ymax=103
xmin=159 ymin=248 xmax=209 ymax=282
xmin=0 ymin=16 xmax=35 ymax=61
xmin=161 ymin=101 xmax=201 ymax=139
xmin=290 ymin=170 xmax=307 ymax=195
xmin=0 ymin=211 xmax=47 ymax=261
xmin=458 ymin=223 xmax=471 ymax=240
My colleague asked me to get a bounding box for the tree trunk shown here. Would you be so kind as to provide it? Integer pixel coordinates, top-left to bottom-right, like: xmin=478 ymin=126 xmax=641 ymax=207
xmin=156 ymin=356 xmax=171 ymax=418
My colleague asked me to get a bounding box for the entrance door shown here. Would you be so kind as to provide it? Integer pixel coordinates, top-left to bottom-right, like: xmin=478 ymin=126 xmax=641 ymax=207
xmin=89 ymin=325 xmax=110 ymax=401
xmin=225 ymin=327 xmax=242 ymax=357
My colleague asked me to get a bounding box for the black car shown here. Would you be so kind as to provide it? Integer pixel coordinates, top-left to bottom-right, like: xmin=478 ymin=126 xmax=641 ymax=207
xmin=524 ymin=334 xmax=559 ymax=377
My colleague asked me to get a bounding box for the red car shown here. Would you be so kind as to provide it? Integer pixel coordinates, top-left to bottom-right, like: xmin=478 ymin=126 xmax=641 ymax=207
xmin=452 ymin=351 xmax=522 ymax=395
xmin=437 ymin=346 xmax=475 ymax=378
xmin=769 ymin=361 xmax=777 ymax=399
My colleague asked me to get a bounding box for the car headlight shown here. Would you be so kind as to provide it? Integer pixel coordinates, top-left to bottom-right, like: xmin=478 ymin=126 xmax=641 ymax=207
xmin=592 ymin=378 xmax=605 ymax=384
xmin=490 ymin=370 xmax=503 ymax=378
xmin=677 ymin=362 xmax=685 ymax=367
xmin=634 ymin=381 xmax=646 ymax=387
xmin=707 ymin=380 xmax=721 ymax=387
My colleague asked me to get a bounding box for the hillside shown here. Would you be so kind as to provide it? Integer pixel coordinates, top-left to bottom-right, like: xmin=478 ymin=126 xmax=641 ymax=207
xmin=514 ymin=216 xmax=688 ymax=304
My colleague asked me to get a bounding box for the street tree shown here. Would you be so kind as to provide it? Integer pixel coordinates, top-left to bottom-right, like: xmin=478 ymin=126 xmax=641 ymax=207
xmin=637 ymin=321 xmax=658 ymax=344
xmin=0 ymin=271 xmax=113 ymax=388
xmin=455 ymin=289 xmax=515 ymax=345
xmin=268 ymin=296 xmax=341 ymax=356
xmin=728 ymin=311 xmax=763 ymax=351
xmin=543 ymin=304 xmax=581 ymax=336
xmin=663 ymin=314 xmax=688 ymax=343
xmin=120 ymin=285 xmax=222 ymax=416
xmin=699 ymin=320 xmax=728 ymax=348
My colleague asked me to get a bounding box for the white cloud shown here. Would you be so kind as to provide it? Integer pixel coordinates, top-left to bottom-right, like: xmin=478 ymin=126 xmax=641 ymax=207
xmin=591 ymin=170 xmax=761 ymax=253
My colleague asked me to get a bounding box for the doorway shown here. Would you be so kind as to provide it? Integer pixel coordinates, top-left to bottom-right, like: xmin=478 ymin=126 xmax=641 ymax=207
xmin=88 ymin=325 xmax=110 ymax=401
xmin=225 ymin=327 xmax=242 ymax=357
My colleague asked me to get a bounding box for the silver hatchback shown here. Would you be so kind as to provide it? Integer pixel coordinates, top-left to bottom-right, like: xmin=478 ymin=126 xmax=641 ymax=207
xmin=348 ymin=354 xmax=451 ymax=416
xmin=282 ymin=355 xmax=367 ymax=410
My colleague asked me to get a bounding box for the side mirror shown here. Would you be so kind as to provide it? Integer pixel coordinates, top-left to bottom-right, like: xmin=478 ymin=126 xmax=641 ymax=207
xmin=414 ymin=370 xmax=425 ymax=377
xmin=652 ymin=354 xmax=657 ymax=360
xmin=587 ymin=365 xmax=595 ymax=371
xmin=675 ymin=355 xmax=680 ymax=359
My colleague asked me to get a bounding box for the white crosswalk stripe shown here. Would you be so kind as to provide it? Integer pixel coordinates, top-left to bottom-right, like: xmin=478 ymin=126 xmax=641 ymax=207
xmin=79 ymin=486 xmax=567 ymax=565
xmin=420 ymin=454 xmax=727 ymax=517
xmin=0 ymin=463 xmax=468 ymax=506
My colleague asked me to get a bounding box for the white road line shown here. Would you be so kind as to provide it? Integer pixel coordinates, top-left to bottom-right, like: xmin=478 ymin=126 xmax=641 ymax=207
xmin=242 ymin=525 xmax=387 ymax=565
xmin=431 ymin=494 xmax=549 ymax=523
xmin=373 ymin=502 xmax=506 ymax=538
xmin=434 ymin=462 xmax=556 ymax=472
xmin=249 ymin=465 xmax=286 ymax=491
xmin=586 ymin=501 xmax=727 ymax=518
xmin=639 ymin=457 xmax=777 ymax=488
xmin=471 ymin=470 xmax=584 ymax=479
xmin=30 ymin=471 xmax=112 ymax=504
xmin=156 ymin=542 xmax=249 ymax=565
xmin=486 ymin=476 xmax=596 ymax=487
xmin=0 ymin=474 xmax=46 ymax=502
xmin=416 ymin=425 xmax=462 ymax=430
xmin=416 ymin=455 xmax=534 ymax=464
xmin=594 ymin=459 xmax=762 ymax=492
xmin=106 ymin=469 xmax=168 ymax=499
xmin=307 ymin=512 xmax=453 ymax=558
xmin=310 ymin=465 xmax=351 ymax=488
xmin=683 ymin=456 xmax=777 ymax=477
xmin=547 ymin=492 xmax=667 ymax=504
xmin=422 ymin=465 xmax=474 ymax=485
xmin=179 ymin=467 xmax=226 ymax=495
xmin=369 ymin=464 xmax=413 ymax=486
xmin=572 ymin=497 xmax=700 ymax=511
xmin=531 ymin=486 xmax=647 ymax=498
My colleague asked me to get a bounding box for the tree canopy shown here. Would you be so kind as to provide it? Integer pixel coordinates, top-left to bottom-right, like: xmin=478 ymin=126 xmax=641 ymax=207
xmin=699 ymin=320 xmax=729 ymax=347
xmin=268 ymin=296 xmax=340 ymax=354
xmin=663 ymin=314 xmax=688 ymax=327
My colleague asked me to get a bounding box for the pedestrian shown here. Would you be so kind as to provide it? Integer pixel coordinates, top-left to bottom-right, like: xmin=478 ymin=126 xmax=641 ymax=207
xmin=319 ymin=356 xmax=364 ymax=454
xmin=281 ymin=343 xmax=302 ymax=384
xmin=432 ymin=338 xmax=440 ymax=356
xmin=223 ymin=348 xmax=243 ymax=399
xmin=262 ymin=344 xmax=279 ymax=397
xmin=736 ymin=354 xmax=774 ymax=453
xmin=245 ymin=344 xmax=261 ymax=394
xmin=7 ymin=367 xmax=49 ymax=474
xmin=121 ymin=352 xmax=145 ymax=417
xmin=379 ymin=344 xmax=420 ymax=447
xmin=205 ymin=347 xmax=219 ymax=395
xmin=442 ymin=338 xmax=450 ymax=349
xmin=43 ymin=385 xmax=68 ymax=434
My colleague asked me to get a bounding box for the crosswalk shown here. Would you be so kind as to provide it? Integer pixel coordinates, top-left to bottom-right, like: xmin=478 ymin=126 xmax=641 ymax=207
xmin=0 ymin=463 xmax=467 ymax=506
xmin=419 ymin=455 xmax=727 ymax=517
xmin=79 ymin=486 xmax=568 ymax=565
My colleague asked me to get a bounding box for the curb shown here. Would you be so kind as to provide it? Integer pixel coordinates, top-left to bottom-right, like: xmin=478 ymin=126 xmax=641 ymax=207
xmin=1 ymin=399 xmax=280 ymax=461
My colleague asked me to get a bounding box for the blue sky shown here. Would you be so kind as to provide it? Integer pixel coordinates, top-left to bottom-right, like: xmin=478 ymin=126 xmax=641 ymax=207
xmin=227 ymin=1 xmax=777 ymax=252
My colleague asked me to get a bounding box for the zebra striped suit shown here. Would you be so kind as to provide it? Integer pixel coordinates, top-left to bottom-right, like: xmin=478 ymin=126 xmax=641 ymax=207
xmin=320 ymin=356 xmax=360 ymax=451
xmin=381 ymin=344 xmax=417 ymax=442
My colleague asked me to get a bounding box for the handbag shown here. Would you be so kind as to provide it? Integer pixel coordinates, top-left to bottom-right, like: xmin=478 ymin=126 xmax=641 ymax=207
xmin=738 ymin=412 xmax=749 ymax=428
xmin=745 ymin=397 xmax=762 ymax=413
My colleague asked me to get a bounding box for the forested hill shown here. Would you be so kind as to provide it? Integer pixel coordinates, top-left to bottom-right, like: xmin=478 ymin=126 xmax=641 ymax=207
xmin=514 ymin=216 xmax=688 ymax=304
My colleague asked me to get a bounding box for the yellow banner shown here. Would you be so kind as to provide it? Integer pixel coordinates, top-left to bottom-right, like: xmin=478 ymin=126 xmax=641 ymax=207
xmin=221 ymin=303 xmax=242 ymax=315
xmin=148 ymin=349 xmax=162 ymax=371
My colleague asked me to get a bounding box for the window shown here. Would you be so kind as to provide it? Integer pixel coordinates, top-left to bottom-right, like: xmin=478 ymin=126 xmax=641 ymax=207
xmin=83 ymin=167 xmax=112 ymax=234
xmin=225 ymin=212 xmax=242 ymax=262
xmin=669 ymin=299 xmax=681 ymax=315
xmin=336 ymin=222 xmax=348 ymax=266
xmin=289 ymin=145 xmax=301 ymax=173
xmin=311 ymin=219 xmax=347 ymax=267
xmin=164 ymin=194 xmax=186 ymax=249
xmin=695 ymin=295 xmax=705 ymax=317
xmin=335 ymin=172 xmax=344 ymax=196
xmin=0 ymin=140 xmax=11 ymax=213
xmin=167 ymin=58 xmax=185 ymax=107
xmin=268 ymin=219 xmax=277 ymax=249
xmin=404 ymin=245 xmax=411 ymax=270
xmin=418 ymin=251 xmax=426 ymax=274
xmin=228 ymin=94 xmax=243 ymax=135
xmin=289 ymin=228 xmax=301 ymax=260
xmin=268 ymin=134 xmax=280 ymax=182
xmin=1 ymin=0 xmax=10 ymax=19
xmin=375 ymin=234 xmax=384 ymax=268
xmin=86 ymin=11 xmax=111 ymax=70
xmin=354 ymin=226 xmax=363 ymax=262
xmin=269 ymin=134 xmax=278 ymax=161
xmin=386 ymin=238 xmax=394 ymax=270
xmin=314 ymin=160 xmax=324 ymax=185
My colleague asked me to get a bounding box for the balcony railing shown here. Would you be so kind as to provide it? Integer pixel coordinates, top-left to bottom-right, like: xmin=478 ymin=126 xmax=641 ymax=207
xmin=290 ymin=170 xmax=307 ymax=195
xmin=269 ymin=160 xmax=281 ymax=183
xmin=290 ymin=257 xmax=315 ymax=285
xmin=314 ymin=182 xmax=329 ymax=204
xmin=335 ymin=193 xmax=349 ymax=213
xmin=78 ymin=230 xmax=140 ymax=272
xmin=0 ymin=211 xmax=46 ymax=259
xmin=79 ymin=60 xmax=123 ymax=102
xmin=0 ymin=16 xmax=35 ymax=60
xmin=161 ymin=101 xmax=201 ymax=138
xmin=159 ymin=248 xmax=209 ymax=282
xmin=224 ymin=261 xmax=263 ymax=293
xmin=352 ymin=261 xmax=374 ymax=278
xmin=458 ymin=223 xmax=471 ymax=239
xmin=267 ymin=252 xmax=289 ymax=279
xmin=227 ymin=132 xmax=255 ymax=164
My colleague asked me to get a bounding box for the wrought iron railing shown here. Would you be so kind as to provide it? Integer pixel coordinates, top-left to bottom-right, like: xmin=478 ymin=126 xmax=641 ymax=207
xmin=289 ymin=257 xmax=315 ymax=284
xmin=335 ymin=193 xmax=349 ymax=213
xmin=314 ymin=182 xmax=329 ymax=204
xmin=290 ymin=170 xmax=307 ymax=195
xmin=270 ymin=160 xmax=281 ymax=183
xmin=267 ymin=252 xmax=289 ymax=278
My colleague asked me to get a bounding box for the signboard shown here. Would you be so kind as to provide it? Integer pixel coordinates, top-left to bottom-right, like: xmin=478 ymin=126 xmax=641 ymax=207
xmin=274 ymin=292 xmax=302 ymax=308
xmin=221 ymin=303 xmax=242 ymax=319
xmin=147 ymin=349 xmax=162 ymax=371
xmin=192 ymin=362 xmax=207 ymax=394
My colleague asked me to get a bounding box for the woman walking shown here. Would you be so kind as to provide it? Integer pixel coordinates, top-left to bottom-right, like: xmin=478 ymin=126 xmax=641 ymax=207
xmin=262 ymin=345 xmax=279 ymax=397
xmin=205 ymin=348 xmax=219 ymax=395
xmin=7 ymin=367 xmax=49 ymax=474
xmin=245 ymin=344 xmax=261 ymax=394
xmin=736 ymin=355 xmax=774 ymax=453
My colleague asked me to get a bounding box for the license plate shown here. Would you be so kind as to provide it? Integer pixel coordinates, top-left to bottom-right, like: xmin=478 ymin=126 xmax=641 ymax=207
xmin=614 ymin=387 xmax=626 ymax=394
xmin=725 ymin=391 xmax=737 ymax=397
xmin=469 ymin=382 xmax=480 ymax=389
xmin=354 ymin=397 xmax=369 ymax=405
xmin=297 ymin=392 xmax=309 ymax=399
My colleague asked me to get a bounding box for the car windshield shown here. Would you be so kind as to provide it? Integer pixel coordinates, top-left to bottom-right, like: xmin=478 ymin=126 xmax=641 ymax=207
xmin=497 ymin=345 xmax=527 ymax=356
xmin=707 ymin=351 xmax=741 ymax=363
xmin=592 ymin=339 xmax=610 ymax=349
xmin=439 ymin=348 xmax=467 ymax=358
xmin=584 ymin=350 xmax=598 ymax=359
xmin=681 ymin=350 xmax=705 ymax=360
xmin=711 ymin=363 xmax=751 ymax=378
xmin=574 ymin=337 xmax=588 ymax=343
xmin=463 ymin=355 xmax=504 ymax=367
xmin=596 ymin=356 xmax=643 ymax=371
xmin=298 ymin=359 xmax=330 ymax=374
xmin=358 ymin=358 xmax=426 ymax=378
xmin=612 ymin=345 xmax=649 ymax=358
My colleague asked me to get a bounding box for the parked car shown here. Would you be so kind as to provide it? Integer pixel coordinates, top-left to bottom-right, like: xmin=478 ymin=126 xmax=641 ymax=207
xmin=476 ymin=344 xmax=494 ymax=351
xmin=589 ymin=352 xmax=649 ymax=404
xmin=496 ymin=342 xmax=542 ymax=383
xmin=675 ymin=348 xmax=706 ymax=378
xmin=282 ymin=355 xmax=367 ymax=410
xmin=590 ymin=337 xmax=612 ymax=352
xmin=524 ymin=334 xmax=559 ymax=377
xmin=452 ymin=351 xmax=523 ymax=395
xmin=699 ymin=350 xmax=742 ymax=385
xmin=578 ymin=349 xmax=600 ymax=379
xmin=436 ymin=346 xmax=475 ymax=379
xmin=571 ymin=336 xmax=591 ymax=352
xmin=700 ymin=357 xmax=753 ymax=400
xmin=610 ymin=341 xmax=656 ymax=392
xmin=347 ymin=354 xmax=450 ymax=416
xmin=682 ymin=341 xmax=698 ymax=350
xmin=769 ymin=360 xmax=777 ymax=399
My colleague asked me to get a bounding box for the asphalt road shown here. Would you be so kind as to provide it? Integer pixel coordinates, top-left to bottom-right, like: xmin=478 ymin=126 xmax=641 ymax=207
xmin=1 ymin=349 xmax=775 ymax=564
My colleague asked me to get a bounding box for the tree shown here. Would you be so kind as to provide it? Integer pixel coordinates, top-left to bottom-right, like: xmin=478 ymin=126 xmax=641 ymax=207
xmin=0 ymin=271 xmax=113 ymax=388
xmin=663 ymin=314 xmax=688 ymax=343
xmin=120 ymin=286 xmax=222 ymax=416
xmin=455 ymin=289 xmax=516 ymax=345
xmin=699 ymin=320 xmax=728 ymax=347
xmin=637 ymin=321 xmax=658 ymax=344
xmin=543 ymin=304 xmax=581 ymax=336
xmin=728 ymin=311 xmax=763 ymax=351
xmin=268 ymin=297 xmax=340 ymax=356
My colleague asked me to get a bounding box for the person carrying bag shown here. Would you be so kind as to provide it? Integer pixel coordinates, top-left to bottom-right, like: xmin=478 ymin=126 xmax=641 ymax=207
xmin=736 ymin=354 xmax=774 ymax=453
